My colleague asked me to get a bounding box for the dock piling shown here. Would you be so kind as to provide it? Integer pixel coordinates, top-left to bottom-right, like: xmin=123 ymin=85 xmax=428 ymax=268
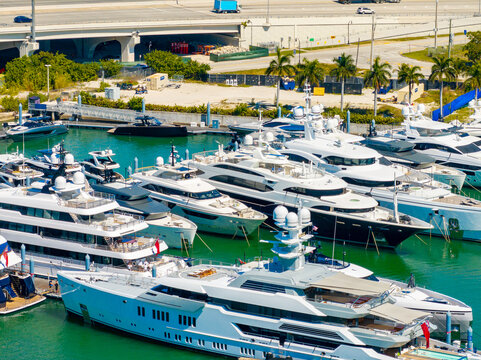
xmin=21 ymin=244 xmax=25 ymax=274
xmin=19 ymin=103 xmax=23 ymax=125
xmin=29 ymin=257 xmax=34 ymax=278
xmin=346 ymin=110 xmax=350 ymax=133
xmin=446 ymin=311 xmax=451 ymax=344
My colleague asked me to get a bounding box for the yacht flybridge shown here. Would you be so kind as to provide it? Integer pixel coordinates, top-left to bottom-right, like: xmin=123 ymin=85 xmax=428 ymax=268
xmin=131 ymin=149 xmax=267 ymax=237
xmin=0 ymin=152 xmax=44 ymax=187
xmin=81 ymin=149 xmax=124 ymax=184
xmin=27 ymin=142 xmax=82 ymax=178
xmin=59 ymin=206 xmax=432 ymax=360
xmin=282 ymin=123 xmax=481 ymax=241
xmin=1 ymin=171 xmax=167 ymax=278
xmin=189 ymin=140 xmax=431 ymax=248
xmin=380 ymin=105 xmax=481 ymax=187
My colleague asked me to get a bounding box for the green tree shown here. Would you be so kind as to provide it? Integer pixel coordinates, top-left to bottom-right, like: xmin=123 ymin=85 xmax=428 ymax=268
xmin=99 ymin=59 xmax=122 ymax=78
xmin=465 ymin=62 xmax=481 ymax=100
xmin=452 ymin=58 xmax=466 ymax=89
xmin=396 ymin=63 xmax=424 ymax=104
xmin=296 ymin=58 xmax=325 ymax=88
xmin=330 ymin=53 xmax=356 ymax=112
xmin=144 ymin=50 xmax=210 ymax=79
xmin=363 ymin=56 xmax=392 ymax=116
xmin=428 ymin=55 xmax=455 ymax=119
xmin=464 ymin=31 xmax=481 ymax=62
xmin=265 ymin=48 xmax=295 ymax=108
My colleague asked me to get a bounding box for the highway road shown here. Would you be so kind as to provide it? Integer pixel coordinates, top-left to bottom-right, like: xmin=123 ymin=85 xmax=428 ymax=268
xmin=0 ymin=0 xmax=479 ymax=27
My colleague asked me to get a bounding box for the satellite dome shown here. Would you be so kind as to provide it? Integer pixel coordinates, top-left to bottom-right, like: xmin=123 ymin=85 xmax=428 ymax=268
xmin=326 ymin=118 xmax=337 ymax=130
xmin=54 ymin=176 xmax=67 ymax=189
xmin=273 ymin=205 xmax=288 ymax=224
xmin=293 ymin=107 xmax=304 ymax=119
xmin=401 ymin=106 xmax=410 ymax=117
xmin=50 ymin=154 xmax=60 ymax=165
xmin=311 ymin=105 xmax=321 ymax=115
xmin=417 ymin=104 xmax=426 ymax=113
xmin=299 ymin=207 xmax=311 ymax=225
xmin=286 ymin=212 xmax=299 ymax=228
xmin=156 ymin=156 xmax=164 ymax=167
xmin=265 ymin=132 xmax=275 ymax=142
xmin=64 ymin=153 xmax=75 ymax=165
xmin=72 ymin=172 xmax=85 ymax=185
xmin=244 ymin=135 xmax=254 ymax=146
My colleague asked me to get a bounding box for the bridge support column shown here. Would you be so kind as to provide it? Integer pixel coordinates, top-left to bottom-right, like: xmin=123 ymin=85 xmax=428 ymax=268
xmin=16 ymin=39 xmax=39 ymax=57
xmin=118 ymin=33 xmax=140 ymax=62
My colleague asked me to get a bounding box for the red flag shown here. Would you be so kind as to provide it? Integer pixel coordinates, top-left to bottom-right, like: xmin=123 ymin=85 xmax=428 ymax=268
xmin=421 ymin=322 xmax=430 ymax=348
xmin=1 ymin=248 xmax=8 ymax=268
xmin=155 ymin=239 xmax=161 ymax=255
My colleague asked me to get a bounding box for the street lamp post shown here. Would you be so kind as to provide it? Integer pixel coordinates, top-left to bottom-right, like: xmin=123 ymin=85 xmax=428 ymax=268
xmin=370 ymin=13 xmax=376 ymax=69
xmin=45 ymin=64 xmax=51 ymax=101
xmin=348 ymin=20 xmax=352 ymax=45
xmin=434 ymin=0 xmax=438 ymax=49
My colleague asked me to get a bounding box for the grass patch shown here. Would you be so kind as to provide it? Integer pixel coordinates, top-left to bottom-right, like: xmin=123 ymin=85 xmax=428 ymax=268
xmin=401 ymin=44 xmax=466 ymax=62
xmin=444 ymin=106 xmax=473 ymax=122
xmin=221 ymin=68 xmax=268 ymax=75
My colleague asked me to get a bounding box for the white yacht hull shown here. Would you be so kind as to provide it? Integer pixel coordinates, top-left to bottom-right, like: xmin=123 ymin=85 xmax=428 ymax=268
xmin=430 ymin=172 xmax=466 ymax=190
xmin=59 ymin=272 xmax=397 ymax=360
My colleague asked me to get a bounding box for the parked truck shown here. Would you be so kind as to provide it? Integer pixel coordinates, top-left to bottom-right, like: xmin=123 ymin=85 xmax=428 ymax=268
xmin=213 ymin=0 xmax=240 ymax=13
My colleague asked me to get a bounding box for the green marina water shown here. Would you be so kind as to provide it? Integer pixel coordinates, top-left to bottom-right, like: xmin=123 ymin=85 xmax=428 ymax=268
xmin=2 ymin=128 xmax=481 ymax=359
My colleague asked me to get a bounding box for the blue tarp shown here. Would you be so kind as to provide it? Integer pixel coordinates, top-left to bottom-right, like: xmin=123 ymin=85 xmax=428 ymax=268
xmin=432 ymin=89 xmax=480 ymax=121
xmin=19 ymin=276 xmax=35 ymax=297
xmin=0 ymin=276 xmax=16 ymax=298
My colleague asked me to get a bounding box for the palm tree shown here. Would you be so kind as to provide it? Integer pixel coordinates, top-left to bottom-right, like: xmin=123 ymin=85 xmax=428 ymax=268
xmin=265 ymin=48 xmax=296 ymax=108
xmin=452 ymin=58 xmax=467 ymax=89
xmin=465 ymin=61 xmax=481 ymax=100
xmin=429 ymin=55 xmax=455 ymax=119
xmin=396 ymin=63 xmax=424 ymax=105
xmin=296 ymin=58 xmax=325 ymax=88
xmin=363 ymin=56 xmax=392 ymax=116
xmin=330 ymin=53 xmax=357 ymax=112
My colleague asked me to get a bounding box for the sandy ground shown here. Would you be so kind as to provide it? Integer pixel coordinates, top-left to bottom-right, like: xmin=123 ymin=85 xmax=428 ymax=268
xmin=90 ymin=80 xmax=399 ymax=109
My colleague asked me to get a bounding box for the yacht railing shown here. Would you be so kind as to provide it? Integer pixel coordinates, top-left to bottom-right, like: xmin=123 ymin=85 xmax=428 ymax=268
xmin=134 ymin=166 xmax=158 ymax=173
xmin=63 ymin=191 xmax=115 ymax=209
xmin=81 ymin=236 xmax=155 ymax=253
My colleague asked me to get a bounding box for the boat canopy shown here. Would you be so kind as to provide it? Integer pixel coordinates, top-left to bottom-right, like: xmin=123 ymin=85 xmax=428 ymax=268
xmin=368 ymin=302 xmax=430 ymax=324
xmin=309 ymin=272 xmax=390 ymax=296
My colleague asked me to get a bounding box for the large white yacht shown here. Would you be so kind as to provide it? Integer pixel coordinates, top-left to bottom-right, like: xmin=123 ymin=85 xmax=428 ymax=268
xmin=1 ymin=172 xmax=168 ymax=278
xmin=0 ymin=152 xmax=44 ymax=187
xmin=452 ymin=99 xmax=481 ymax=137
xmin=189 ymin=140 xmax=432 ymax=248
xmin=59 ymin=206 xmax=432 ymax=360
xmin=131 ymin=151 xmax=267 ymax=237
xmin=282 ymin=125 xmax=481 ymax=241
xmin=380 ymin=105 xmax=481 ymax=187
xmin=307 ymin=247 xmax=473 ymax=339
xmin=27 ymin=142 xmax=82 ymax=178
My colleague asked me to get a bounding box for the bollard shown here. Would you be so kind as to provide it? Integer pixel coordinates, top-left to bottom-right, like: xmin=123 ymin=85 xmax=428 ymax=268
xmin=19 ymin=103 xmax=23 ymax=125
xmin=21 ymin=244 xmax=26 ymax=274
xmin=185 ymin=149 xmax=189 ymax=160
xmin=85 ymin=254 xmax=90 ymax=271
xmin=346 ymin=110 xmax=350 ymax=133
xmin=142 ymin=98 xmax=145 ymax=114
xmin=152 ymin=265 xmax=157 ymax=278
xmin=29 ymin=257 xmax=35 ymax=278
xmin=134 ymin=157 xmax=139 ymax=172
xmin=128 ymin=165 xmax=132 ymax=177
xmin=468 ymin=327 xmax=474 ymax=351
xmin=277 ymin=106 xmax=282 ymax=119
xmin=206 ymin=102 xmax=211 ymax=127
xmin=446 ymin=311 xmax=451 ymax=344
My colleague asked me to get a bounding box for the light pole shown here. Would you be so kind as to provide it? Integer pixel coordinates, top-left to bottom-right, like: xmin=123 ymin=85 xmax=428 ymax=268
xmin=370 ymin=13 xmax=376 ymax=69
xmin=45 ymin=64 xmax=51 ymax=101
xmin=434 ymin=0 xmax=438 ymax=49
xmin=266 ymin=0 xmax=270 ymax=24
xmin=348 ymin=20 xmax=352 ymax=45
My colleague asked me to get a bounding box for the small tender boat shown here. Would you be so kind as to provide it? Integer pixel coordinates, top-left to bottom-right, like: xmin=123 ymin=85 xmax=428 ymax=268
xmin=81 ymin=149 xmax=124 ymax=184
xmin=108 ymin=116 xmax=188 ymax=137
xmin=0 ymin=236 xmax=46 ymax=315
xmin=6 ymin=116 xmax=68 ymax=141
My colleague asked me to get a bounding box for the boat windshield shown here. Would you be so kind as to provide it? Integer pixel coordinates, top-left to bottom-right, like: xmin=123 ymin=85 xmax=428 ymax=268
xmin=456 ymin=143 xmax=480 ymax=154
xmin=412 ymin=126 xmax=456 ymax=137
xmin=322 ymin=155 xmax=376 ymax=166
xmin=189 ymin=189 xmax=222 ymax=199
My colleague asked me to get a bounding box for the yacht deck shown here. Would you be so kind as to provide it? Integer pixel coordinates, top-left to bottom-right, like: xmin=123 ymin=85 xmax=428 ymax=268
xmin=433 ymin=195 xmax=481 ymax=207
xmin=0 ymin=294 xmax=46 ymax=315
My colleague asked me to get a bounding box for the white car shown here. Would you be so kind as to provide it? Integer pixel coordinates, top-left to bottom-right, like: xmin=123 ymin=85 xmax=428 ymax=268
xmin=357 ymin=7 xmax=375 ymax=14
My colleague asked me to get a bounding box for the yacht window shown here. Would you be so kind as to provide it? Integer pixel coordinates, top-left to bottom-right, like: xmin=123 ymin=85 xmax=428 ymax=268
xmin=213 ymin=164 xmax=261 ymax=176
xmin=415 ymin=143 xmax=460 ymax=153
xmin=379 ymin=157 xmax=392 ymax=166
xmin=189 ymin=189 xmax=221 ymax=200
xmin=323 ymin=156 xmax=375 ymax=166
xmin=343 ymin=177 xmax=400 ymax=187
xmin=263 ymin=121 xmax=285 ymax=128
xmin=210 ymin=175 xmax=273 ymax=192
xmin=284 ymin=187 xmax=345 ymax=197
xmin=240 ymin=280 xmax=286 ymax=293
xmin=334 ymin=207 xmax=375 ymax=213
xmin=456 ymin=143 xmax=480 ymax=154
xmin=440 ymin=162 xmax=481 ymax=171
xmin=284 ymin=153 xmax=310 ymax=164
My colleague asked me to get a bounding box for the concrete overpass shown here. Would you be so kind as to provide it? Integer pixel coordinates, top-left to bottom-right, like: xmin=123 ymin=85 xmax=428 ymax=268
xmin=0 ymin=0 xmax=480 ymax=62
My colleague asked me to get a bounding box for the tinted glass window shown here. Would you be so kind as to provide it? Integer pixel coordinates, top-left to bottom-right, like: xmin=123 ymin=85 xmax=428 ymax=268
xmin=210 ymin=175 xmax=273 ymax=192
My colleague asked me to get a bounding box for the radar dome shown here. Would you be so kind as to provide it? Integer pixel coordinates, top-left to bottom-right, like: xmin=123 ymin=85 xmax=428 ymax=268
xmin=244 ymin=135 xmax=254 ymax=146
xmin=299 ymin=207 xmax=311 ymax=225
xmin=265 ymin=132 xmax=275 ymax=142
xmin=286 ymin=212 xmax=299 ymax=228
xmin=72 ymin=172 xmax=85 ymax=185
xmin=326 ymin=118 xmax=337 ymax=130
xmin=401 ymin=106 xmax=410 ymax=117
xmin=273 ymin=205 xmax=288 ymax=224
xmin=156 ymin=156 xmax=164 ymax=167
xmin=54 ymin=176 xmax=67 ymax=190
xmin=417 ymin=104 xmax=426 ymax=113
xmin=311 ymin=105 xmax=321 ymax=115
xmin=64 ymin=153 xmax=75 ymax=165
xmin=293 ymin=107 xmax=304 ymax=119
xmin=50 ymin=154 xmax=60 ymax=165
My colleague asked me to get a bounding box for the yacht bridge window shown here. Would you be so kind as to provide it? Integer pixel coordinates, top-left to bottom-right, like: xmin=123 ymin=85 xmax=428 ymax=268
xmin=322 ymin=156 xmax=375 ymax=166
xmin=284 ymin=187 xmax=345 ymax=197
xmin=456 ymin=143 xmax=480 ymax=154
xmin=213 ymin=164 xmax=261 ymax=176
xmin=210 ymin=175 xmax=273 ymax=192
xmin=342 ymin=177 xmax=400 ymax=188
xmin=142 ymin=184 xmax=222 ymax=199
xmin=414 ymin=143 xmax=460 ymax=154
